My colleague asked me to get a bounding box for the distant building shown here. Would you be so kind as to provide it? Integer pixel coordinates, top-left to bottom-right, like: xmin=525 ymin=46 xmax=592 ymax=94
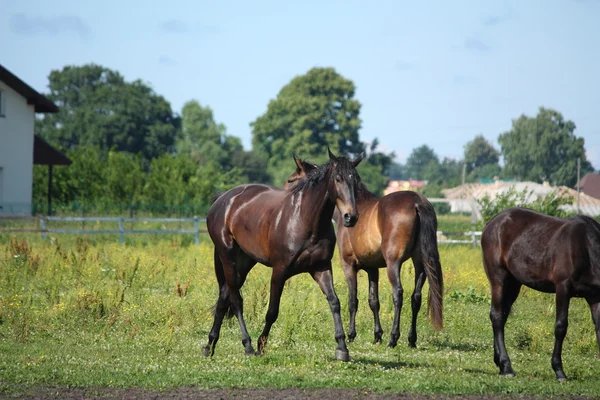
xmin=576 ymin=172 xmax=600 ymax=200
xmin=384 ymin=179 xmax=426 ymax=195
xmin=442 ymin=180 xmax=600 ymax=219
xmin=0 ymin=64 xmax=71 ymax=215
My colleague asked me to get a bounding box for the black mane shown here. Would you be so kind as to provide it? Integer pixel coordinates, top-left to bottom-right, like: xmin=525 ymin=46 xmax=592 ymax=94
xmin=291 ymin=157 xmax=360 ymax=195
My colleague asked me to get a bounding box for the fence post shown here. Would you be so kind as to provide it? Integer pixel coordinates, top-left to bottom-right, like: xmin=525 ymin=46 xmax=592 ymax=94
xmin=194 ymin=216 xmax=199 ymax=246
xmin=470 ymin=200 xmax=477 ymax=247
xmin=40 ymin=218 xmax=46 ymax=240
xmin=119 ymin=217 xmax=125 ymax=245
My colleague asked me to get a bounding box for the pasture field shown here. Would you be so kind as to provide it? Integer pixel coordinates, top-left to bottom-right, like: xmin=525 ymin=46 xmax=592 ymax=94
xmin=1 ymin=231 xmax=599 ymax=398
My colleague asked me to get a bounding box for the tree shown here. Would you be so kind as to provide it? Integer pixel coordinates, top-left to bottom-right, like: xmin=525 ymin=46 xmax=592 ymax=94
xmin=251 ymin=67 xmax=363 ymax=169
xmin=464 ymin=135 xmax=500 ymax=173
xmin=498 ymin=107 xmax=593 ymax=187
xmin=176 ymin=100 xmax=231 ymax=160
xmin=36 ymin=64 xmax=179 ymax=159
xmin=405 ymin=145 xmax=439 ymax=180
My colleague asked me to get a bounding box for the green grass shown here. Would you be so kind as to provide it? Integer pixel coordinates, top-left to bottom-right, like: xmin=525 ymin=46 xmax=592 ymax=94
xmin=1 ymin=236 xmax=599 ymax=397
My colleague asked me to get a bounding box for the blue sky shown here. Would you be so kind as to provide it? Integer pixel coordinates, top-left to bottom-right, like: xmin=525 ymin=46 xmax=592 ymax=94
xmin=2 ymin=0 xmax=599 ymax=170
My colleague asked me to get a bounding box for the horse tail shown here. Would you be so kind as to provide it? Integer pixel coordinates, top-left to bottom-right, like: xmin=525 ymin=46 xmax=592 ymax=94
xmin=211 ymin=191 xmax=225 ymax=204
xmin=415 ymin=199 xmax=444 ymax=331
xmin=209 ymin=248 xmax=234 ymax=319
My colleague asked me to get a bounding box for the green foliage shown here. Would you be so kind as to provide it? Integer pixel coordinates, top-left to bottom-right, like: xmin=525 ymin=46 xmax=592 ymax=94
xmin=464 ymin=135 xmax=500 ymax=174
xmin=449 ymin=286 xmax=491 ymax=304
xmin=498 ymin=107 xmax=593 ymax=186
xmin=432 ymin=201 xmax=451 ymax=215
xmin=405 ymin=145 xmax=439 ymax=180
xmin=252 ymin=67 xmax=363 ymax=167
xmin=477 ymin=186 xmax=575 ymax=224
xmin=35 ymin=64 xmax=179 ymax=160
xmin=32 ymin=147 xmax=246 ymax=215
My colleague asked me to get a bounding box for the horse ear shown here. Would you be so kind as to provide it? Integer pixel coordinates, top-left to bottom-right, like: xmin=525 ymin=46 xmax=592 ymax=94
xmin=328 ymin=147 xmax=338 ymax=162
xmin=352 ymin=152 xmax=365 ymax=167
xmin=293 ymin=154 xmax=304 ymax=172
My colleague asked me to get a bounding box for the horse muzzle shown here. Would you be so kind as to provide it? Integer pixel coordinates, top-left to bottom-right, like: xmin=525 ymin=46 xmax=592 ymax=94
xmin=343 ymin=213 xmax=358 ymax=227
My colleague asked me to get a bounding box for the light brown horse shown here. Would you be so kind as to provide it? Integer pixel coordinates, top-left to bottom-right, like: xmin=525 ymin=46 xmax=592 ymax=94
xmin=203 ymin=149 xmax=363 ymax=361
xmin=285 ymin=156 xmax=443 ymax=348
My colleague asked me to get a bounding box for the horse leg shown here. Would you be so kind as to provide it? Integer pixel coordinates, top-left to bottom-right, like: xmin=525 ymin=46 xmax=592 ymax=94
xmin=342 ymin=259 xmax=359 ymax=343
xmin=489 ymin=274 xmax=521 ymax=377
xmin=221 ymin=249 xmax=256 ymax=356
xmin=202 ymin=283 xmax=229 ymax=357
xmin=312 ymin=267 xmax=350 ymax=361
xmin=586 ymin=298 xmax=600 ymax=356
xmin=408 ymin=259 xmax=426 ymax=348
xmin=203 ymin=249 xmax=229 ymax=357
xmin=366 ymin=268 xmax=384 ymax=344
xmin=256 ymin=268 xmax=286 ymax=356
xmin=386 ymin=259 xmax=404 ymax=348
xmin=552 ymin=284 xmax=571 ymax=382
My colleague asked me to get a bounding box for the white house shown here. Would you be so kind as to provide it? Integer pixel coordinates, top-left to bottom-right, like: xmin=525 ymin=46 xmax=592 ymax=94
xmin=0 ymin=64 xmax=69 ymax=215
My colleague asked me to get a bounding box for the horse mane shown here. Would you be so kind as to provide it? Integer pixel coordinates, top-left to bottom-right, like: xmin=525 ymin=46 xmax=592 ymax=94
xmin=357 ymin=182 xmax=378 ymax=201
xmin=291 ymin=161 xmax=331 ymax=194
xmin=290 ymin=157 xmax=361 ymax=195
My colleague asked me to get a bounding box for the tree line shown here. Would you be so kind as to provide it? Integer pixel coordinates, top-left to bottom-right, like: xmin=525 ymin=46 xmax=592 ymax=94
xmin=32 ymin=64 xmax=595 ymax=214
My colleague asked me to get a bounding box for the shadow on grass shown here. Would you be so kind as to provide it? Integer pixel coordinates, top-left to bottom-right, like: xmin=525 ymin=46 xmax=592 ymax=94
xmin=348 ymin=357 xmax=434 ymax=370
xmin=430 ymin=339 xmax=488 ymax=352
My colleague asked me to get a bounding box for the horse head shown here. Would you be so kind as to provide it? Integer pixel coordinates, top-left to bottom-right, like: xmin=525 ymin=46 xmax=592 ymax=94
xmin=327 ymin=148 xmax=363 ymax=227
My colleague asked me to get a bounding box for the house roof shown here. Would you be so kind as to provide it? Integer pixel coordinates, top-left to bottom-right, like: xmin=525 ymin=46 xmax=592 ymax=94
xmin=577 ymin=172 xmax=600 ymax=200
xmin=33 ymin=135 xmax=71 ymax=166
xmin=0 ymin=64 xmax=58 ymax=113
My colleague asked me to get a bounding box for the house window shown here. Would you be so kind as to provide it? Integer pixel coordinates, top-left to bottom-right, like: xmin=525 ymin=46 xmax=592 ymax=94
xmin=0 ymin=89 xmax=5 ymax=117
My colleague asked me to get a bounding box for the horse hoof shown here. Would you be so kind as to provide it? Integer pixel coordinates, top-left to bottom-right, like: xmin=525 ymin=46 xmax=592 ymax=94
xmin=347 ymin=337 xmax=355 ymax=343
xmin=201 ymin=347 xmax=211 ymax=357
xmin=336 ymin=349 xmax=350 ymax=362
xmin=245 ymin=349 xmax=256 ymax=356
xmin=408 ymin=342 xmax=417 ymax=348
xmin=500 ymin=372 xmax=515 ymax=378
xmin=557 ymin=376 xmax=568 ymax=383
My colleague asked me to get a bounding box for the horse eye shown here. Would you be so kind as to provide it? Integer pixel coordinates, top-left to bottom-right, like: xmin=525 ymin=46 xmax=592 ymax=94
xmin=287 ymin=179 xmax=295 ymax=183
xmin=335 ymin=175 xmax=342 ymax=183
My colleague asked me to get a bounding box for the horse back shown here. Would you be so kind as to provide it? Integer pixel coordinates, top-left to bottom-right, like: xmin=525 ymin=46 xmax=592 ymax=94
xmin=207 ymin=184 xmax=290 ymax=262
xmin=482 ymin=207 xmax=600 ymax=295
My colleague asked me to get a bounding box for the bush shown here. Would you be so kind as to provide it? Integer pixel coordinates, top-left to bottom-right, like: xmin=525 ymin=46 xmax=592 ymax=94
xmin=478 ymin=186 xmax=574 ymax=224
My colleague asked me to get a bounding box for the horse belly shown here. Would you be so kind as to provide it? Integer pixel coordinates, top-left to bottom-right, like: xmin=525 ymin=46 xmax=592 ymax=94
xmin=506 ymin=262 xmax=556 ymax=293
xmin=352 ymin=237 xmax=384 ymax=266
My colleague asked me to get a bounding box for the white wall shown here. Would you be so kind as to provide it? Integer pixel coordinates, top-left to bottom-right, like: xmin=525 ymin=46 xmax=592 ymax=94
xmin=0 ymin=81 xmax=35 ymax=214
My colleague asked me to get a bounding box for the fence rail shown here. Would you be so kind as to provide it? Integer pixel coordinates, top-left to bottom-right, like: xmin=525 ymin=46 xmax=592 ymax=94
xmin=1 ymin=215 xmax=206 ymax=245
xmin=1 ymin=215 xmax=482 ymax=246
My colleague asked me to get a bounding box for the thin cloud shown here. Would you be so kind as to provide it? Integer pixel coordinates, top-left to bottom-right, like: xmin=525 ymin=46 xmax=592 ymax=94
xmin=159 ymin=19 xmax=219 ymax=35
xmin=158 ymin=55 xmax=177 ymax=66
xmin=464 ymin=36 xmax=490 ymax=52
xmin=453 ymin=75 xmax=478 ymax=87
xmin=9 ymin=13 xmax=91 ymax=40
xmin=483 ymin=15 xmax=501 ymax=26
xmin=395 ymin=61 xmax=413 ymax=71
xmin=160 ymin=19 xmax=188 ymax=34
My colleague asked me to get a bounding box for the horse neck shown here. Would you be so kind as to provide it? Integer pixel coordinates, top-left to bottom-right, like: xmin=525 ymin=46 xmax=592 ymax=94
xmin=333 ymin=183 xmax=377 ymax=226
xmin=297 ymin=167 xmax=335 ymax=235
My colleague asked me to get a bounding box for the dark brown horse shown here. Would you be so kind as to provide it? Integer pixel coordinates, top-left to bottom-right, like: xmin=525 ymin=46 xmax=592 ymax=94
xmin=481 ymin=207 xmax=600 ymax=381
xmin=285 ymin=157 xmax=444 ymax=348
xmin=202 ymin=149 xmax=363 ymax=361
